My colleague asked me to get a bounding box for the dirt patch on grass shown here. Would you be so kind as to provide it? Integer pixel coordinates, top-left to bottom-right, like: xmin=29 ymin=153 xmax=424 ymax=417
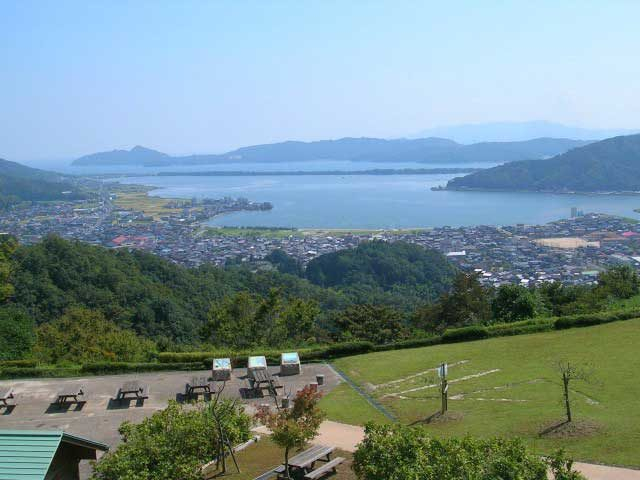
xmin=411 ymin=411 xmax=464 ymax=426
xmin=539 ymin=419 xmax=602 ymax=438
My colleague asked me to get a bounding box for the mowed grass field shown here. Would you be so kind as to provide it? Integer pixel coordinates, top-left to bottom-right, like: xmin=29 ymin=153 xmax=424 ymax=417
xmin=328 ymin=319 xmax=640 ymax=467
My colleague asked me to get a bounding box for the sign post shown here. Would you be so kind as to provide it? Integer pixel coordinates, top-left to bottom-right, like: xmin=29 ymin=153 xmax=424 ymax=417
xmin=438 ymin=362 xmax=448 ymax=414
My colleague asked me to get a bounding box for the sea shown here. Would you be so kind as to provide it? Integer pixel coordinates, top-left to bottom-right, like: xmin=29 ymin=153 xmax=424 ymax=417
xmin=46 ymin=160 xmax=640 ymax=229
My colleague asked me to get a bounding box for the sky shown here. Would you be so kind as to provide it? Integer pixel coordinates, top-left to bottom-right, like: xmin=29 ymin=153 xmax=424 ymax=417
xmin=1 ymin=0 xmax=640 ymax=162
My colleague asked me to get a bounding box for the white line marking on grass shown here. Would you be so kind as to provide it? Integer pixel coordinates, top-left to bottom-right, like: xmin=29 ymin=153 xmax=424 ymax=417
xmin=383 ymin=369 xmax=501 ymax=398
xmin=371 ymin=360 xmax=470 ymax=390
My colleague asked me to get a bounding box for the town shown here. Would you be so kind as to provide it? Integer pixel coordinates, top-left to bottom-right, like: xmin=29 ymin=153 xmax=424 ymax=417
xmin=3 ymin=185 xmax=640 ymax=286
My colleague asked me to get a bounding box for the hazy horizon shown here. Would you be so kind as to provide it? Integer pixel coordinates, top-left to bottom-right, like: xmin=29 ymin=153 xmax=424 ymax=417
xmin=2 ymin=1 xmax=640 ymax=163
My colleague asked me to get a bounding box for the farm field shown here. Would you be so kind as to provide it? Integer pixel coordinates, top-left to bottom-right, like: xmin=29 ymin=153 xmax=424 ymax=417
xmin=328 ymin=319 xmax=640 ymax=467
xmin=112 ymin=190 xmax=181 ymax=219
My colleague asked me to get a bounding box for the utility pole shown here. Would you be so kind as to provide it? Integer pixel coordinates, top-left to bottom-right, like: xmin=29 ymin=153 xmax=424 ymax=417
xmin=439 ymin=362 xmax=448 ymax=415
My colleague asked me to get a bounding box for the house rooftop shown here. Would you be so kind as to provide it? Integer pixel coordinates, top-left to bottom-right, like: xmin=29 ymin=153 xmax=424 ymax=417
xmin=0 ymin=430 xmax=108 ymax=480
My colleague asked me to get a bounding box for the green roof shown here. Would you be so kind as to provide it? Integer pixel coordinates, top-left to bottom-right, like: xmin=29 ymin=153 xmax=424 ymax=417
xmin=0 ymin=430 xmax=108 ymax=480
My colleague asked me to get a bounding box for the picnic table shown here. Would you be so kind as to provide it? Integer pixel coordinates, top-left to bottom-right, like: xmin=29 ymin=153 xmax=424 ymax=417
xmin=115 ymin=381 xmax=148 ymax=402
xmin=252 ymin=445 xmax=342 ymax=480
xmin=250 ymin=369 xmax=283 ymax=396
xmin=185 ymin=376 xmax=212 ymax=398
xmin=0 ymin=387 xmax=14 ymax=407
xmin=55 ymin=385 xmax=85 ymax=406
xmin=288 ymin=445 xmax=335 ymax=472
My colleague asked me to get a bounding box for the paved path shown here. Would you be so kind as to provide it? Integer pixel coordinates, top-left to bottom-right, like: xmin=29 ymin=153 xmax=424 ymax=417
xmin=304 ymin=421 xmax=640 ymax=480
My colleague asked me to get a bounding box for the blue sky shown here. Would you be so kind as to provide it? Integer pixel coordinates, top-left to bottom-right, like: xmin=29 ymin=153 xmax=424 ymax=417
xmin=1 ymin=1 xmax=639 ymax=161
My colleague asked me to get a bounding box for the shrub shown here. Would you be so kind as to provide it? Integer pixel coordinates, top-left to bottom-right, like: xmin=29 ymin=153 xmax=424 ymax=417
xmin=0 ymin=366 xmax=80 ymax=379
xmin=487 ymin=318 xmax=554 ymax=337
xmin=442 ymin=325 xmax=489 ymax=343
xmin=93 ymin=400 xmax=251 ymax=480
xmin=80 ymin=362 xmax=203 ymax=375
xmin=353 ymin=424 xmax=548 ymax=480
xmin=374 ymin=336 xmax=442 ymax=352
xmin=0 ymin=359 xmax=38 ymax=368
xmin=554 ymin=308 xmax=640 ymax=330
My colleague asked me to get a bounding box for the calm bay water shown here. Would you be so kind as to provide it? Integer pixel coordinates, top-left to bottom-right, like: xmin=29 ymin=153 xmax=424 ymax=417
xmin=106 ymin=161 xmax=640 ymax=229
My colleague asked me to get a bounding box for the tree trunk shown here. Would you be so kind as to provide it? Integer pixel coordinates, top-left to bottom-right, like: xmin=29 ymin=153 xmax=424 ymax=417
xmin=284 ymin=446 xmax=291 ymax=479
xmin=563 ymin=373 xmax=572 ymax=423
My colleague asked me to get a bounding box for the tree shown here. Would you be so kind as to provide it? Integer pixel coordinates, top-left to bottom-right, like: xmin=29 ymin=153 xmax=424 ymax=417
xmin=330 ymin=304 xmax=407 ymax=344
xmin=34 ymin=307 xmax=156 ymax=364
xmin=0 ymin=305 xmax=35 ymax=360
xmin=557 ymin=361 xmax=593 ymax=423
xmin=353 ymin=423 xmax=548 ymax=480
xmin=414 ymin=273 xmax=491 ymax=333
xmin=0 ymin=234 xmax=17 ymax=302
xmin=265 ymin=249 xmax=303 ymax=276
xmin=491 ymin=284 xmax=538 ymax=323
xmin=256 ymin=386 xmax=325 ymax=479
xmin=92 ymin=400 xmax=251 ymax=480
xmin=597 ymin=265 xmax=640 ymax=299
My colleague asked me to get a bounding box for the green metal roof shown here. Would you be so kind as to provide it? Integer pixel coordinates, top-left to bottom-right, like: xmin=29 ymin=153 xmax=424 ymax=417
xmin=0 ymin=430 xmax=108 ymax=480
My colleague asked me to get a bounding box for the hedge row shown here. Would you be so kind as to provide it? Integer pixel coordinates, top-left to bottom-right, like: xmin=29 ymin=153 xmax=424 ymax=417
xmin=0 ymin=359 xmax=38 ymax=368
xmin=157 ymin=341 xmax=376 ymax=366
xmin=0 ymin=366 xmax=81 ymax=379
xmin=441 ymin=326 xmax=489 ymax=343
xmin=80 ymin=362 xmax=204 ymax=375
xmin=553 ymin=308 xmax=640 ymax=330
xmin=487 ymin=318 xmax=554 ymax=337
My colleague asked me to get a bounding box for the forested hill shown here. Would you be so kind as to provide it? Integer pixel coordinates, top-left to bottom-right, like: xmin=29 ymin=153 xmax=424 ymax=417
xmin=0 ymin=158 xmax=87 ymax=208
xmin=5 ymin=236 xmax=456 ymax=345
xmin=72 ymin=137 xmax=588 ymax=166
xmin=306 ymin=240 xmax=456 ymax=294
xmin=446 ymin=134 xmax=640 ymax=192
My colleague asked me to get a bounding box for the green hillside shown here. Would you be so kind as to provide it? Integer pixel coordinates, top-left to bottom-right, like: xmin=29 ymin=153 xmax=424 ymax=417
xmin=0 ymin=158 xmax=87 ymax=208
xmin=328 ymin=318 xmax=640 ymax=467
xmin=446 ymin=133 xmax=640 ymax=192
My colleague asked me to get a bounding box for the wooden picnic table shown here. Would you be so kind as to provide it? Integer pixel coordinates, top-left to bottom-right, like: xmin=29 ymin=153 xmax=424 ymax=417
xmin=116 ymin=381 xmax=148 ymax=402
xmin=250 ymin=369 xmax=283 ymax=395
xmin=0 ymin=387 xmax=14 ymax=407
xmin=252 ymin=445 xmax=340 ymax=480
xmin=186 ymin=376 xmax=211 ymax=397
xmin=287 ymin=444 xmax=335 ymax=472
xmin=55 ymin=386 xmax=85 ymax=406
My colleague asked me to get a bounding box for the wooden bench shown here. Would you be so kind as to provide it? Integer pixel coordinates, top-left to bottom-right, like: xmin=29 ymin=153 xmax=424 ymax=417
xmin=252 ymin=465 xmax=284 ymax=480
xmin=0 ymin=387 xmax=14 ymax=407
xmin=304 ymin=457 xmax=344 ymax=479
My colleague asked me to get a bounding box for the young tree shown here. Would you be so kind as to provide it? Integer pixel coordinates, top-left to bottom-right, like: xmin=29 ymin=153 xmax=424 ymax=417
xmin=256 ymin=386 xmax=325 ymax=479
xmin=557 ymin=361 xmax=593 ymax=423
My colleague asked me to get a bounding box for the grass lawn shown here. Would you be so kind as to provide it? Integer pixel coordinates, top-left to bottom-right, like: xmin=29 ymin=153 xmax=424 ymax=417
xmin=319 ymin=383 xmax=391 ymax=426
xmin=204 ymin=437 xmax=356 ymax=479
xmin=332 ymin=319 xmax=640 ymax=467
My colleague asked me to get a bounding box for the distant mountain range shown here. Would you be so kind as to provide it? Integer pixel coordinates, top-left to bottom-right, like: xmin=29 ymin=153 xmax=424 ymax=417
xmin=72 ymin=137 xmax=589 ymax=167
xmin=446 ymin=134 xmax=640 ymax=192
xmin=0 ymin=158 xmax=87 ymax=208
xmin=412 ymin=121 xmax=638 ymax=144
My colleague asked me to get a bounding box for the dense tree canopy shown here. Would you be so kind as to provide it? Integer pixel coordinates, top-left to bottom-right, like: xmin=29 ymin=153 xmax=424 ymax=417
xmin=92 ymin=401 xmax=251 ymax=480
